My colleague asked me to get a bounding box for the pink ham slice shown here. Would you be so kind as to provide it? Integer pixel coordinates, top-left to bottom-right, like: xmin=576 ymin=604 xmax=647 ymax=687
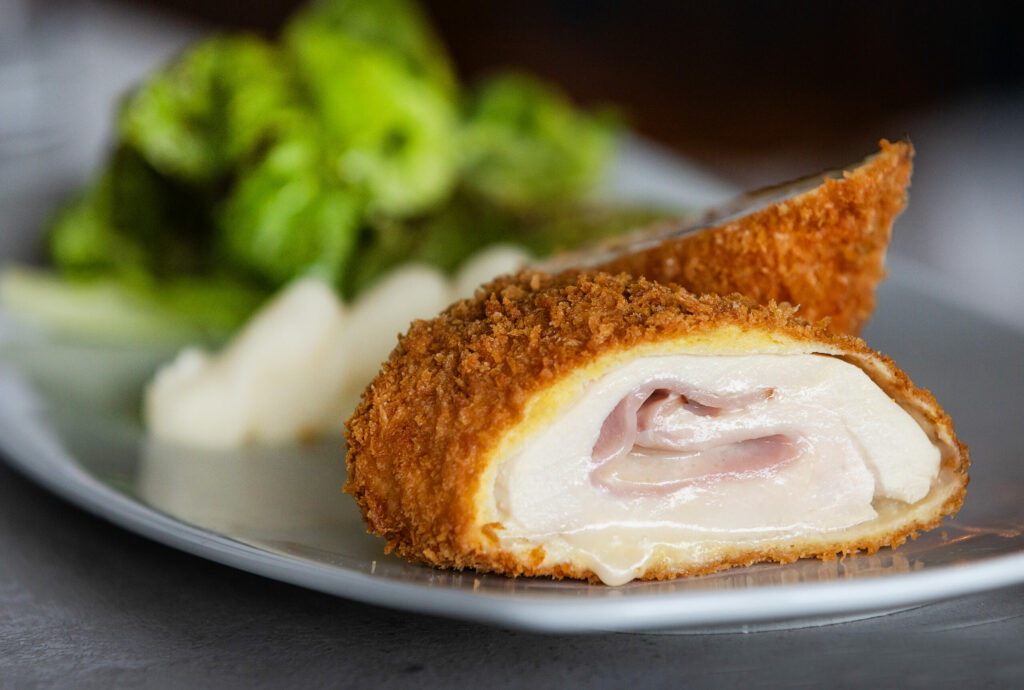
xmin=591 ymin=382 xmax=803 ymax=496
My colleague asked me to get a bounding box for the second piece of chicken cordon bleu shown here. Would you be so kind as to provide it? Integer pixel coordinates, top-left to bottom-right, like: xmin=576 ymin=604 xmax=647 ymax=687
xmin=545 ymin=139 xmax=913 ymax=335
xmin=345 ymin=271 xmax=968 ymax=585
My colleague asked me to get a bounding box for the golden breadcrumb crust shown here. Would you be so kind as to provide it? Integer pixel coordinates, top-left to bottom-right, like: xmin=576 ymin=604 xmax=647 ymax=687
xmin=596 ymin=139 xmax=912 ymax=335
xmin=345 ymin=271 xmax=968 ymax=583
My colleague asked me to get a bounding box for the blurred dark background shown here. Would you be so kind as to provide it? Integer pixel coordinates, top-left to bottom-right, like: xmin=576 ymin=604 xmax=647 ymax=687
xmin=120 ymin=0 xmax=1024 ymax=185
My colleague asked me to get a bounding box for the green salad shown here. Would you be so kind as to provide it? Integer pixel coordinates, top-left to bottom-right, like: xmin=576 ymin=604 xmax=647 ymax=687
xmin=3 ymin=0 xmax=662 ymax=343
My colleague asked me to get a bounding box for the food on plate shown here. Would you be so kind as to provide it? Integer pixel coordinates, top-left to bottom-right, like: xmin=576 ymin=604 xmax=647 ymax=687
xmin=145 ymin=246 xmax=530 ymax=447
xmin=145 ymin=279 xmax=349 ymax=448
xmin=0 ymin=267 xmax=264 ymax=343
xmin=345 ymin=271 xmax=968 ymax=585
xmin=3 ymin=0 xmax=637 ymax=343
xmin=1 ymin=0 xmax=911 ymax=350
xmin=145 ymin=137 xmax=914 ymax=448
xmin=141 ymin=137 xmax=911 ymax=448
xmin=547 ymin=139 xmax=913 ymax=335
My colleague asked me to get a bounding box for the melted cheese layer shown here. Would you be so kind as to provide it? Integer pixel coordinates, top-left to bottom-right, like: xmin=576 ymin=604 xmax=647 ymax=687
xmin=492 ymin=354 xmax=941 ymax=585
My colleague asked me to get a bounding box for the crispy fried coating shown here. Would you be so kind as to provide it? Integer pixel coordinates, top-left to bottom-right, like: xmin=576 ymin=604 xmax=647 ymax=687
xmin=345 ymin=271 xmax=968 ymax=583
xmin=595 ymin=139 xmax=912 ymax=335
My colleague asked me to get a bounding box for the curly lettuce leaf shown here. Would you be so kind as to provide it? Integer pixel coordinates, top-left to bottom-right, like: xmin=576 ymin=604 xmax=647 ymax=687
xmin=459 ymin=73 xmax=617 ymax=208
xmin=285 ymin=0 xmax=456 ymax=96
xmin=285 ymin=22 xmax=458 ymax=217
xmin=119 ymin=35 xmax=298 ymax=183
xmin=47 ymin=185 xmax=147 ymax=276
xmin=0 ymin=267 xmax=265 ymax=344
xmin=217 ymin=123 xmax=364 ymax=288
xmin=340 ymin=191 xmax=518 ymax=297
xmin=48 ymin=147 xmax=213 ymax=278
xmin=341 ymin=191 xmax=667 ymax=298
xmin=37 ymin=0 xmax=638 ymax=345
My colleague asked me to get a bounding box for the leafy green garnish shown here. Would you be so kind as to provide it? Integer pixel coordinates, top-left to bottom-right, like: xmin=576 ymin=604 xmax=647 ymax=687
xmin=342 ymin=191 xmax=664 ymax=298
xmin=14 ymin=0 xmax=644 ymax=343
xmin=119 ymin=36 xmax=297 ymax=182
xmin=1 ymin=267 xmax=263 ymax=344
xmin=48 ymin=146 xmax=213 ymax=277
xmin=459 ymin=73 xmax=616 ymax=208
xmin=286 ymin=0 xmax=457 ymax=97
xmin=218 ymin=123 xmax=364 ymax=287
xmin=285 ymin=25 xmax=458 ymax=216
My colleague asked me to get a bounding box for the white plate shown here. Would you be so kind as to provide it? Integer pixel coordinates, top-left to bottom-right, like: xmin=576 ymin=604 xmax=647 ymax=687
xmin=2 ymin=143 xmax=1024 ymax=633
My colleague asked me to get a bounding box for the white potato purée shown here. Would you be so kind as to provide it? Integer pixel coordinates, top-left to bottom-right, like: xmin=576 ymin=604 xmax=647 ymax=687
xmin=145 ymin=245 xmax=531 ymax=448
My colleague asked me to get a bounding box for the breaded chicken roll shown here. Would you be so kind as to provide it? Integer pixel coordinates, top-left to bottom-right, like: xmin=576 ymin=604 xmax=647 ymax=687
xmin=345 ymin=271 xmax=967 ymax=585
xmin=546 ymin=139 xmax=912 ymax=335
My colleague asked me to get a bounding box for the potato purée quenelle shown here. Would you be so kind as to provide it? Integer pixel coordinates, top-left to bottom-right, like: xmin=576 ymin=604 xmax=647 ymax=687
xmin=144 ymin=245 xmax=531 ymax=448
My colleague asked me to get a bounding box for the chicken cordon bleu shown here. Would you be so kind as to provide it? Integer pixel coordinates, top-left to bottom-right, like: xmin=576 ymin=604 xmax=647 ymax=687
xmin=546 ymin=139 xmax=913 ymax=336
xmin=345 ymin=272 xmax=968 ymax=585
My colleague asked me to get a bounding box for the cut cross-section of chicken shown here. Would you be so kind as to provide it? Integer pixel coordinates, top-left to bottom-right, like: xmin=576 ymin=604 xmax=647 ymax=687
xmin=345 ymin=272 xmax=969 ymax=585
xmin=495 ymin=355 xmax=940 ymax=584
